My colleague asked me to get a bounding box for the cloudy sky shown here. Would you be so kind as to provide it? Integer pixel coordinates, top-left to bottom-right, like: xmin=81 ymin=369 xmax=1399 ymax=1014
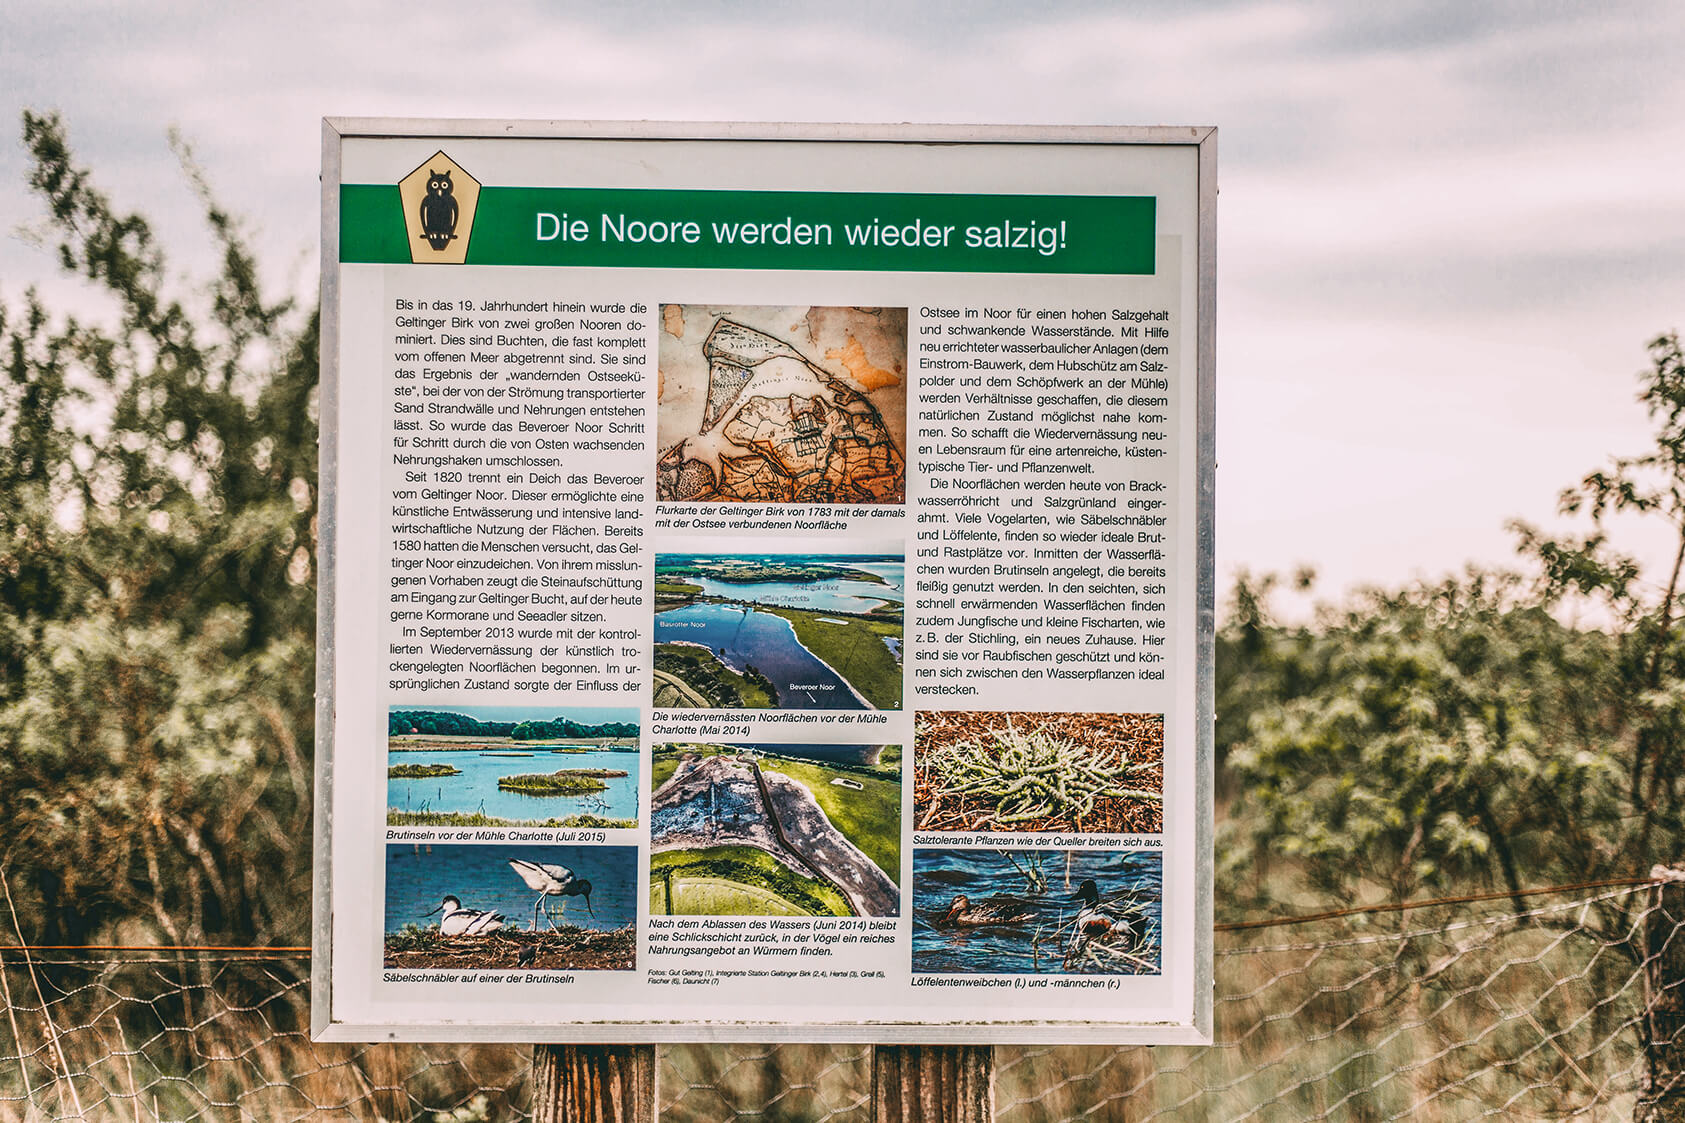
xmin=4 ymin=0 xmax=1682 ymax=605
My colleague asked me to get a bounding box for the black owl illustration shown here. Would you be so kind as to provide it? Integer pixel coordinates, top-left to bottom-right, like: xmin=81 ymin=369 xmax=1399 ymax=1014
xmin=418 ymin=169 xmax=458 ymax=251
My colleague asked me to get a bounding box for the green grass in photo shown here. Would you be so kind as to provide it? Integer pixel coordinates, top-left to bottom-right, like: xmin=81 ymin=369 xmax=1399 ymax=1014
xmin=757 ymin=757 xmax=900 ymax=883
xmin=762 ymin=606 xmax=903 ymax=710
xmin=650 ymin=846 xmax=849 ymax=916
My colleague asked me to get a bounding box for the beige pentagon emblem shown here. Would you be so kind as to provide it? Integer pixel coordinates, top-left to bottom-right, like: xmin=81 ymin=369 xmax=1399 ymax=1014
xmin=399 ymin=151 xmax=481 ymax=265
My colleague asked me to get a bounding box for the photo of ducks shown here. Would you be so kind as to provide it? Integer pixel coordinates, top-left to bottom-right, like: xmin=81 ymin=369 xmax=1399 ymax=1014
xmin=386 ymin=703 xmax=640 ymax=828
xmin=912 ymin=848 xmax=1162 ymax=975
xmin=914 ymin=711 xmax=1164 ymax=834
xmin=384 ymin=843 xmax=637 ymax=971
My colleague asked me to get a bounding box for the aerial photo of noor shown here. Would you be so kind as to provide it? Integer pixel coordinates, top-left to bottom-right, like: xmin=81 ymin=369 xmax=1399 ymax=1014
xmin=656 ymin=305 xmax=906 ymax=504
xmin=653 ymin=550 xmax=904 ymax=711
xmin=649 ymin=742 xmax=900 ymax=919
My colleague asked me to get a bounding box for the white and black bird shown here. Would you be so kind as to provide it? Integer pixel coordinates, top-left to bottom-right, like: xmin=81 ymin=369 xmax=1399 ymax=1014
xmin=422 ymin=895 xmax=505 ymax=936
xmin=509 ymin=858 xmax=594 ymax=930
xmin=1063 ymin=878 xmax=1133 ymax=966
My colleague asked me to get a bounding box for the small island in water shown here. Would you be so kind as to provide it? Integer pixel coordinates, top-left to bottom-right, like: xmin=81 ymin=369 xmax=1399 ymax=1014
xmin=387 ymin=708 xmax=641 ymax=828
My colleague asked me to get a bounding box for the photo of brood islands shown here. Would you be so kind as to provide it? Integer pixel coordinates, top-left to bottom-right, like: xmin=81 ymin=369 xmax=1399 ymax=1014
xmin=387 ymin=704 xmax=640 ymax=828
xmin=652 ymin=551 xmax=904 ymax=710
xmin=650 ymin=742 xmax=901 ymax=917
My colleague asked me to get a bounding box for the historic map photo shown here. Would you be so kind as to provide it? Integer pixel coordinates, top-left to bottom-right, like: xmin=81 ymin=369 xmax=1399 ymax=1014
xmin=656 ymin=305 xmax=907 ymax=504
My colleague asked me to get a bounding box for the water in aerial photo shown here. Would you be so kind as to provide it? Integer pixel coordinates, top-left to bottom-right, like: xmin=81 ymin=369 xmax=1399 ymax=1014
xmin=654 ymin=554 xmax=904 ymax=711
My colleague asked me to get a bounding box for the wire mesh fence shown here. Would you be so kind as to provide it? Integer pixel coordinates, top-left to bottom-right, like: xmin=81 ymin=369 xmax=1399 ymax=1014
xmin=2 ymin=880 xmax=1681 ymax=1121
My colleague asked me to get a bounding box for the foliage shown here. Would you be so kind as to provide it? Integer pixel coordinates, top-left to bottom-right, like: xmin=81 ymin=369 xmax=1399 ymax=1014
xmin=0 ymin=112 xmax=317 ymax=947
xmin=1220 ymin=334 xmax=1685 ymax=934
xmin=1221 ymin=571 xmax=1621 ymax=910
xmin=508 ymin=717 xmax=637 ymax=741
xmin=388 ymin=763 xmax=461 ymax=778
xmin=389 ymin=709 xmax=514 ymax=737
xmin=387 ymin=708 xmax=637 ymax=740
xmin=496 ymin=769 xmax=617 ymax=795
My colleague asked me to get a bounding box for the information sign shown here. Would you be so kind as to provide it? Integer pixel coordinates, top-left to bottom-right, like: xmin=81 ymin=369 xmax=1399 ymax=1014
xmin=313 ymin=121 xmax=1215 ymax=1042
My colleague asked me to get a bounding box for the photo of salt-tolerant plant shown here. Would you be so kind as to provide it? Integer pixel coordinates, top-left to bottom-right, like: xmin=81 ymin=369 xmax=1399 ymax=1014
xmin=912 ymin=848 xmax=1162 ymax=976
xmin=913 ymin=711 xmax=1163 ymax=834
xmin=384 ymin=843 xmax=637 ymax=971
xmin=386 ymin=704 xmax=640 ymax=828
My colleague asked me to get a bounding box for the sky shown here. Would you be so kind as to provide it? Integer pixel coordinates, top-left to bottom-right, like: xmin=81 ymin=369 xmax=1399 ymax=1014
xmin=3 ymin=0 xmax=1683 ymax=610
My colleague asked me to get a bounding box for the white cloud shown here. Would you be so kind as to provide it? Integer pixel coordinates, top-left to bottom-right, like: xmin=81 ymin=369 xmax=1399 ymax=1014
xmin=4 ymin=0 xmax=1684 ymax=599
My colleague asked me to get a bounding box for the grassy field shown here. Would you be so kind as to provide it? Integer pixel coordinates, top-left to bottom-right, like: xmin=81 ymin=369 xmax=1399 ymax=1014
xmin=496 ymin=768 xmax=622 ymax=795
xmin=650 ymin=845 xmax=850 ymax=916
xmin=651 ymin=743 xmax=747 ymax=792
xmin=763 ymin=606 xmax=903 ymax=710
xmin=654 ymin=642 xmax=775 ymax=708
xmin=758 ymin=757 xmax=901 ymax=884
xmin=654 ymin=579 xmax=704 ymax=598
xmin=650 ymin=743 xmax=715 ymax=791
xmin=387 ymin=763 xmax=460 ymax=778
xmin=651 ymin=749 xmax=682 ymax=791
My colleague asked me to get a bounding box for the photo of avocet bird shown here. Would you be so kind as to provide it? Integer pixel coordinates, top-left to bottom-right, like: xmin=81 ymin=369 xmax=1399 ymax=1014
xmin=422 ymin=894 xmax=505 ymax=936
xmin=508 ymin=857 xmax=594 ymax=929
xmin=385 ymin=843 xmax=636 ymax=971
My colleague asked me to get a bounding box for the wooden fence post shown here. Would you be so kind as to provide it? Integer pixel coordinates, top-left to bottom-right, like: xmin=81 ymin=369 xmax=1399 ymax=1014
xmin=1641 ymin=867 xmax=1685 ymax=1123
xmin=530 ymin=1044 xmax=655 ymax=1123
xmin=873 ymin=1045 xmax=992 ymax=1123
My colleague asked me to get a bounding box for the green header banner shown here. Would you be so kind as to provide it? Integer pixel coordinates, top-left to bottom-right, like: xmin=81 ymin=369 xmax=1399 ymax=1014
xmin=341 ymin=185 xmax=1155 ymax=274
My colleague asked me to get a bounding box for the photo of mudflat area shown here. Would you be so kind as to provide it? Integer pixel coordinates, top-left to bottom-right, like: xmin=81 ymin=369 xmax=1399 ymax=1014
xmin=649 ymin=743 xmax=901 ymax=917
xmin=914 ymin=711 xmax=1164 ymax=834
xmin=653 ymin=552 xmax=903 ymax=710
xmin=656 ymin=305 xmax=906 ymax=504
xmin=387 ymin=705 xmax=640 ymax=828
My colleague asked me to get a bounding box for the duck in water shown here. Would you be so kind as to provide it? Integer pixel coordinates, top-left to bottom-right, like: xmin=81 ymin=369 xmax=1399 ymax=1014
xmin=1064 ymin=878 xmax=1133 ymax=966
xmin=930 ymin=893 xmax=1037 ymax=929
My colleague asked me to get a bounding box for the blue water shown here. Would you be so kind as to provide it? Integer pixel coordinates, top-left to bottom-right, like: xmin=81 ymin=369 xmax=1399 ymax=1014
xmin=385 ymin=843 xmax=638 ymax=934
xmin=387 ymin=749 xmax=640 ymax=823
xmin=911 ymin=849 xmax=1162 ymax=975
xmin=656 ymin=603 xmax=868 ymax=709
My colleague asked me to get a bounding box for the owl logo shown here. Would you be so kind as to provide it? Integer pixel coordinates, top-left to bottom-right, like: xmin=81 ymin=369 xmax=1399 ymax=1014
xmin=419 ymin=170 xmax=458 ymax=251
xmin=398 ymin=152 xmax=481 ymax=265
